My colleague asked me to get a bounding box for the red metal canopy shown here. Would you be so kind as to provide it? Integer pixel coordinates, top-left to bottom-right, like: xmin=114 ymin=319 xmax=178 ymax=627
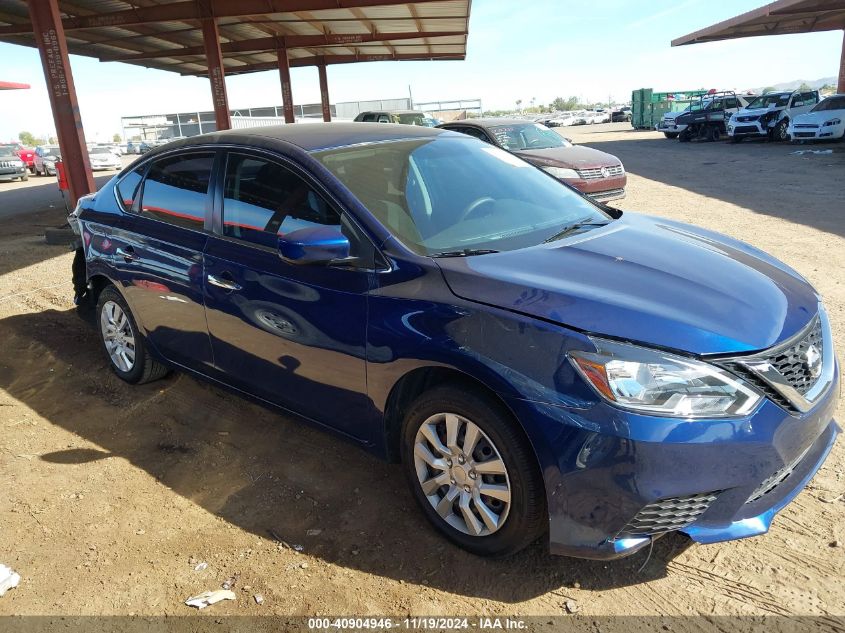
xmin=0 ymin=80 xmax=30 ymax=89
xmin=672 ymin=0 xmax=845 ymax=93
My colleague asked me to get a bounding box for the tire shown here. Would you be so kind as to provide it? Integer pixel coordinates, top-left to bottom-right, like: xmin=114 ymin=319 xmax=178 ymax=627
xmin=663 ymin=132 xmax=678 ymax=139
xmin=679 ymin=129 xmax=692 ymax=143
xmin=20 ymin=171 xmax=28 ymax=181
xmin=96 ymin=285 xmax=169 ymax=385
xmin=773 ymin=119 xmax=790 ymax=143
xmin=708 ymin=126 xmax=722 ymax=142
xmin=400 ymin=385 xmax=545 ymax=558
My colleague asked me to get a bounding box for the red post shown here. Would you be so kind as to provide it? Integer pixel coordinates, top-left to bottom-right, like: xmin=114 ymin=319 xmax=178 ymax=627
xmin=27 ymin=0 xmax=94 ymax=207
xmin=277 ymin=44 xmax=295 ymax=124
xmin=839 ymin=30 xmax=845 ymax=94
xmin=318 ymin=60 xmax=331 ymax=122
xmin=201 ymin=17 xmax=231 ymax=131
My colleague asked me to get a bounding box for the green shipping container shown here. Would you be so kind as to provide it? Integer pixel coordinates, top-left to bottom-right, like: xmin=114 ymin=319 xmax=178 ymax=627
xmin=630 ymin=88 xmax=711 ymax=129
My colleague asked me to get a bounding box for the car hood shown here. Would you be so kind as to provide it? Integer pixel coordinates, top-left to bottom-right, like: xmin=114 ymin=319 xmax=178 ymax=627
xmin=793 ymin=110 xmax=845 ymax=124
xmin=435 ymin=213 xmax=818 ymax=355
xmin=734 ymin=106 xmax=783 ymax=118
xmin=513 ymin=146 xmax=621 ymax=169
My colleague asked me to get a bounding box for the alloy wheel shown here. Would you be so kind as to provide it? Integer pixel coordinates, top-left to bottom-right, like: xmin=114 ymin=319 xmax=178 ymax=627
xmin=413 ymin=412 xmax=511 ymax=537
xmin=100 ymin=300 xmax=136 ymax=372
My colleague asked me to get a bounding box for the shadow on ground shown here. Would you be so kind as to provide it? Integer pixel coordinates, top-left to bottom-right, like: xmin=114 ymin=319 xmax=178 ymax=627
xmin=577 ymin=131 xmax=845 ymax=239
xmin=0 ymin=307 xmax=693 ymax=602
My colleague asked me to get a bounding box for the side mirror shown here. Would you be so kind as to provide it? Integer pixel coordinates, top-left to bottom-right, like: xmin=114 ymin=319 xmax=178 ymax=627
xmin=278 ymin=226 xmax=350 ymax=266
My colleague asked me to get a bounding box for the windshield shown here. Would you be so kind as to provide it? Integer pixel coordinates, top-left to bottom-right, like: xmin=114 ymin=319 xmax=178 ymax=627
xmin=314 ymin=136 xmax=607 ymax=256
xmin=90 ymin=147 xmax=112 ymax=154
xmin=43 ymin=146 xmax=61 ymax=158
xmin=488 ymin=123 xmax=571 ymax=151
xmin=812 ymin=96 xmax=845 ymax=112
xmin=747 ymin=93 xmax=790 ymax=109
xmin=0 ymin=145 xmax=16 ymax=157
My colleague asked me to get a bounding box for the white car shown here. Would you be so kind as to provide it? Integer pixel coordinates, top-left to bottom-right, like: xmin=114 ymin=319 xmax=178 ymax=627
xmin=727 ymin=90 xmax=819 ymax=142
xmin=548 ymin=114 xmax=577 ymax=127
xmin=788 ymin=94 xmax=845 ymax=142
xmin=88 ymin=146 xmax=122 ymax=171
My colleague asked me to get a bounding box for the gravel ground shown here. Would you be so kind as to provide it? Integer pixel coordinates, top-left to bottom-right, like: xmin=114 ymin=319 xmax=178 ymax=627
xmin=0 ymin=124 xmax=842 ymax=629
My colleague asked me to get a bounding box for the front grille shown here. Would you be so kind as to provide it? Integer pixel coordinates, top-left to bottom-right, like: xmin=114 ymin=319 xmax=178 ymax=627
xmin=722 ymin=315 xmax=824 ymax=413
xmin=769 ymin=317 xmax=823 ymax=396
xmin=746 ymin=446 xmax=811 ymax=504
xmin=794 ymin=132 xmax=817 ymax=138
xmin=794 ymin=124 xmax=819 ymax=129
xmin=587 ymin=188 xmax=625 ymax=202
xmin=0 ymin=160 xmax=20 ymax=169
xmin=736 ymin=115 xmax=760 ymax=123
xmin=616 ymin=492 xmax=720 ymax=538
xmin=734 ymin=125 xmax=760 ymax=135
xmin=577 ymin=165 xmax=624 ymax=180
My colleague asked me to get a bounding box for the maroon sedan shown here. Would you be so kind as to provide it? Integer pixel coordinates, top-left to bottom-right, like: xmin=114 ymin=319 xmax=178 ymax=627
xmin=437 ymin=119 xmax=626 ymax=202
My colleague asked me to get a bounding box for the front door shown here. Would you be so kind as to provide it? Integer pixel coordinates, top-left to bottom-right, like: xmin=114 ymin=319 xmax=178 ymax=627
xmin=203 ymin=151 xmax=372 ymax=439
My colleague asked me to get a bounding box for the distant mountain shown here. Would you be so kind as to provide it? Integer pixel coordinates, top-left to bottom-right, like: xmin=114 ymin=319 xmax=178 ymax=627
xmin=752 ymin=77 xmax=837 ymax=92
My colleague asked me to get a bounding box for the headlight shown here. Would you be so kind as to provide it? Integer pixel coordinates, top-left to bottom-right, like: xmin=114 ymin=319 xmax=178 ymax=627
xmin=569 ymin=338 xmax=762 ymax=418
xmin=824 ymin=119 xmax=841 ymax=127
xmin=542 ymin=166 xmax=579 ymax=179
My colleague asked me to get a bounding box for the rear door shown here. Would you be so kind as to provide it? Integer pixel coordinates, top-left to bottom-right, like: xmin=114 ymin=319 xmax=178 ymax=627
xmin=108 ymin=150 xmax=215 ymax=370
xmin=202 ymin=150 xmax=373 ymax=438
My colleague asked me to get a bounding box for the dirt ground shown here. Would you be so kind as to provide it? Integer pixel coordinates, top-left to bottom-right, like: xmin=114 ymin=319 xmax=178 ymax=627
xmin=0 ymin=124 xmax=843 ymax=628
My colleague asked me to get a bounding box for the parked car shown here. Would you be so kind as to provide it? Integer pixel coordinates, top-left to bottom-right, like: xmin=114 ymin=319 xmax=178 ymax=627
xmin=655 ymin=100 xmax=712 ymax=139
xmin=788 ymin=94 xmax=845 ymax=142
xmin=126 ymin=141 xmax=144 ymax=154
xmin=727 ymin=90 xmax=820 ymax=143
xmin=611 ymin=109 xmax=632 ymax=123
xmin=353 ymin=110 xmax=435 ymax=126
xmin=69 ymin=123 xmax=839 ymax=560
xmin=0 ymin=144 xmax=29 ymax=181
xmin=33 ymin=145 xmax=61 ymax=176
xmin=675 ymin=92 xmax=754 ymax=142
xmin=3 ymin=142 xmax=35 ymax=172
xmin=438 ymin=118 xmax=626 ymax=202
xmin=88 ymin=146 xmax=122 ymax=171
xmin=547 ymin=114 xmax=577 ymax=127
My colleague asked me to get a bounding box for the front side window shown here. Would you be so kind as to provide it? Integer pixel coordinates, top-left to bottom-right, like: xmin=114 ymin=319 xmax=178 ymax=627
xmin=140 ymin=152 xmax=213 ymax=230
xmin=222 ymin=153 xmax=340 ymax=249
xmin=315 ymin=136 xmax=607 ymax=256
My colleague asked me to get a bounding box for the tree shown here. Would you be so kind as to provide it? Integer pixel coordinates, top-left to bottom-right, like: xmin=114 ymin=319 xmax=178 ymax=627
xmin=797 ymin=82 xmax=812 ymax=91
xmin=515 ymin=99 xmax=522 ymax=112
xmin=18 ymin=131 xmax=37 ymax=146
xmin=112 ymin=133 xmax=122 ymax=142
xmin=551 ymin=96 xmax=581 ymax=111
xmin=761 ymin=86 xmax=776 ymax=94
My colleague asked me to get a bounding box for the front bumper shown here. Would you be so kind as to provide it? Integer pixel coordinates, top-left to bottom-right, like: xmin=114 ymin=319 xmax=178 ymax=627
xmin=789 ymin=124 xmax=845 ymax=141
xmin=504 ymin=358 xmax=840 ymax=560
xmin=728 ymin=120 xmax=769 ymax=138
xmin=0 ymin=166 xmax=27 ymax=181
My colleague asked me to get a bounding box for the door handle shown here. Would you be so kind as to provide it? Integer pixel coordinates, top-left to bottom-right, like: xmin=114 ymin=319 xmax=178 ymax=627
xmin=115 ymin=246 xmax=136 ymax=262
xmin=207 ymin=274 xmax=242 ymax=292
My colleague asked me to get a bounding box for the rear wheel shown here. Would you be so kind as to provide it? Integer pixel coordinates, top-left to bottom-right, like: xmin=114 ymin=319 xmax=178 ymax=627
xmin=708 ymin=126 xmax=722 ymax=142
xmin=96 ymin=286 xmax=169 ymax=384
xmin=401 ymin=385 xmax=545 ymax=558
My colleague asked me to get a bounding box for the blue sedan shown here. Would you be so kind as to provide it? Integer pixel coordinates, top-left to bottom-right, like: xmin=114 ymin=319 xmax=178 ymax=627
xmin=69 ymin=124 xmax=839 ymax=559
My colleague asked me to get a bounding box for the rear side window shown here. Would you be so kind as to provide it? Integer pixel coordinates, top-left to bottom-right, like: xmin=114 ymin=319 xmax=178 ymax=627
xmin=140 ymin=153 xmax=214 ymax=230
xmin=361 ymin=113 xmax=377 ymax=122
xmin=222 ymin=153 xmax=340 ymax=248
xmin=116 ymin=168 xmax=144 ymax=211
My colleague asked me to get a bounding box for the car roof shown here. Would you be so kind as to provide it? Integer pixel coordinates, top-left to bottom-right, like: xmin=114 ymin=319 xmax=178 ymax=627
xmin=149 ymin=122 xmax=448 ymax=153
xmin=359 ymin=110 xmax=424 ymax=115
xmin=439 ymin=118 xmax=537 ymax=129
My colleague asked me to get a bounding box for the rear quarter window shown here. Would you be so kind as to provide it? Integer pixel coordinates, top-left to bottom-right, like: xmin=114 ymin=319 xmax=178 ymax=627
xmin=116 ymin=168 xmax=144 ymax=211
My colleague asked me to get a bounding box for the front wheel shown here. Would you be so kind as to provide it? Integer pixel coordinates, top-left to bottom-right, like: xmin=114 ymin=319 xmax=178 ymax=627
xmin=96 ymin=286 xmax=169 ymax=384
xmin=401 ymin=385 xmax=545 ymax=558
xmin=772 ymin=119 xmax=790 ymax=142
xmin=20 ymin=171 xmax=28 ymax=181
xmin=663 ymin=132 xmax=678 ymax=139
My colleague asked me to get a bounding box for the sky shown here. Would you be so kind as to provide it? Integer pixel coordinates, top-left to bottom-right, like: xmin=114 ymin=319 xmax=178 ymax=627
xmin=0 ymin=0 xmax=842 ymax=142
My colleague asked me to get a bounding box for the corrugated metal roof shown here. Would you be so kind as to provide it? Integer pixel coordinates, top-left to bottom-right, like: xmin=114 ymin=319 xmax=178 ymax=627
xmin=0 ymin=0 xmax=470 ymax=75
xmin=673 ymin=0 xmax=845 ymax=46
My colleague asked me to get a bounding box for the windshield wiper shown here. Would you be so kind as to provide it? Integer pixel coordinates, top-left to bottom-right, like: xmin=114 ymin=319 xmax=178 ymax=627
xmin=431 ymin=248 xmax=500 ymax=258
xmin=543 ymin=220 xmax=609 ymax=243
